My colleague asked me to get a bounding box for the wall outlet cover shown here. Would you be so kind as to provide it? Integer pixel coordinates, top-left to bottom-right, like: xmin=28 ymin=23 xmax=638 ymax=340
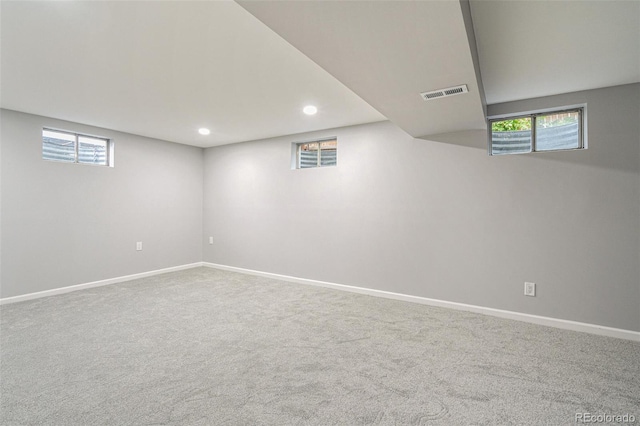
xmin=524 ymin=282 xmax=536 ymax=297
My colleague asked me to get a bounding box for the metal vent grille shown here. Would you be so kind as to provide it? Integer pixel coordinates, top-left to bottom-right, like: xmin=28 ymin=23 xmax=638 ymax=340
xmin=420 ymin=84 xmax=468 ymax=101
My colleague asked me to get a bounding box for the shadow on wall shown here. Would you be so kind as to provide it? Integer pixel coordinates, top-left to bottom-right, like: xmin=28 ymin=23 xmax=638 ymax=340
xmin=419 ymin=129 xmax=487 ymax=150
xmin=417 ymin=83 xmax=640 ymax=175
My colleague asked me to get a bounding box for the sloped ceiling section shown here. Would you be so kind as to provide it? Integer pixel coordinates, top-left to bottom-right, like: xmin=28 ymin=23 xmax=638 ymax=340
xmin=238 ymin=0 xmax=488 ymax=141
xmin=471 ymin=0 xmax=640 ymax=105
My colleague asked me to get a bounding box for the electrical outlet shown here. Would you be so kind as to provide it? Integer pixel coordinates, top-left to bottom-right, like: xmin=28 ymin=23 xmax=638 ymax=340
xmin=136 ymin=242 xmax=143 ymax=251
xmin=524 ymin=282 xmax=536 ymax=297
xmin=209 ymin=236 xmax=213 ymax=245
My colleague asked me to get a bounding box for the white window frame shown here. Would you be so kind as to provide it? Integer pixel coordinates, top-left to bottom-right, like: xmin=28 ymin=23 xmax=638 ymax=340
xmin=487 ymin=105 xmax=587 ymax=156
xmin=43 ymin=128 xmax=114 ymax=167
xmin=292 ymin=137 xmax=338 ymax=169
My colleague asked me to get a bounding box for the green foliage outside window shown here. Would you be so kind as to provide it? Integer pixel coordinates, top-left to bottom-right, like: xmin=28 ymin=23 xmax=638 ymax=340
xmin=491 ymin=118 xmax=531 ymax=132
xmin=492 ymin=113 xmax=578 ymax=132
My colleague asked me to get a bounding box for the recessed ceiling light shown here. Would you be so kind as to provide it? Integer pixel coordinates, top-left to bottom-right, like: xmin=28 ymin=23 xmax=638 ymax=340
xmin=198 ymin=128 xmax=210 ymax=135
xmin=303 ymin=105 xmax=318 ymax=115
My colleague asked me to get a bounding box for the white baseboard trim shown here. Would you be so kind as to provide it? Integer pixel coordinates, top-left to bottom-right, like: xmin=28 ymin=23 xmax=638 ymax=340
xmin=0 ymin=262 xmax=204 ymax=305
xmin=203 ymin=262 xmax=640 ymax=342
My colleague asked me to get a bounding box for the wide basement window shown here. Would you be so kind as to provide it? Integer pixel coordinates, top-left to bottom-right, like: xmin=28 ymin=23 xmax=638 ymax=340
xmin=489 ymin=107 xmax=585 ymax=156
xmin=43 ymin=128 xmax=111 ymax=166
xmin=296 ymin=138 xmax=337 ymax=169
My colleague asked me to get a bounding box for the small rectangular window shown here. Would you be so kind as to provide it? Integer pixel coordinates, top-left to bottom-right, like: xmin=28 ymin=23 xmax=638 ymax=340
xmin=489 ymin=107 xmax=584 ymax=156
xmin=43 ymin=128 xmax=111 ymax=166
xmin=42 ymin=129 xmax=76 ymax=163
xmin=490 ymin=116 xmax=532 ymax=155
xmin=296 ymin=138 xmax=337 ymax=169
xmin=535 ymin=111 xmax=581 ymax=152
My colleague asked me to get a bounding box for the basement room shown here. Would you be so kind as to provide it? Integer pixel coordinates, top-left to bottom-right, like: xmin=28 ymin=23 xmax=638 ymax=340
xmin=1 ymin=1 xmax=638 ymax=424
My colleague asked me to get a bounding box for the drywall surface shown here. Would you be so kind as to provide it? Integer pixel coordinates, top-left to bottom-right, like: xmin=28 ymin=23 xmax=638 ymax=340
xmin=0 ymin=109 xmax=203 ymax=298
xmin=203 ymin=84 xmax=639 ymax=331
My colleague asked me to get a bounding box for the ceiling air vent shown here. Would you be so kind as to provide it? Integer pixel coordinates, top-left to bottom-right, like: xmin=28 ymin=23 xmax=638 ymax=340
xmin=420 ymin=84 xmax=468 ymax=101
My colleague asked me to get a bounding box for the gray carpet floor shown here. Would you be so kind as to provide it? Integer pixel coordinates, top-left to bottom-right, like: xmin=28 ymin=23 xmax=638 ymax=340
xmin=1 ymin=267 xmax=638 ymax=425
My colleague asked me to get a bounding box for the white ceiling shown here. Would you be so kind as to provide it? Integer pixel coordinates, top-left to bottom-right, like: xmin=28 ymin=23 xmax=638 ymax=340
xmin=237 ymin=0 xmax=487 ymax=139
xmin=0 ymin=1 xmax=384 ymax=147
xmin=1 ymin=1 xmax=638 ymax=148
xmin=470 ymin=0 xmax=640 ymax=105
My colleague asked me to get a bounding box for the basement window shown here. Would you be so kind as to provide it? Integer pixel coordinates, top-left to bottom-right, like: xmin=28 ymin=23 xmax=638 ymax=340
xmin=43 ymin=128 xmax=113 ymax=166
xmin=489 ymin=107 xmax=585 ymax=156
xmin=295 ymin=138 xmax=337 ymax=169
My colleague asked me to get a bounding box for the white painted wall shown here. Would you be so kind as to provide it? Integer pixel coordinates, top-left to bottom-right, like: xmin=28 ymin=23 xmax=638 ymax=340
xmin=203 ymin=84 xmax=640 ymax=332
xmin=0 ymin=109 xmax=203 ymax=298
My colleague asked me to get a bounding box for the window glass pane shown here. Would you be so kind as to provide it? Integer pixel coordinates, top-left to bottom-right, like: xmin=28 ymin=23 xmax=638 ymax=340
xmin=320 ymin=139 xmax=337 ymax=166
xmin=491 ymin=118 xmax=532 ymax=155
xmin=535 ymin=111 xmax=580 ymax=151
xmin=299 ymin=143 xmax=318 ymax=168
xmin=78 ymin=136 xmax=108 ymax=165
xmin=320 ymin=140 xmax=336 ymax=150
xmin=42 ymin=130 xmax=76 ymax=162
xmin=301 ymin=142 xmax=319 ymax=151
